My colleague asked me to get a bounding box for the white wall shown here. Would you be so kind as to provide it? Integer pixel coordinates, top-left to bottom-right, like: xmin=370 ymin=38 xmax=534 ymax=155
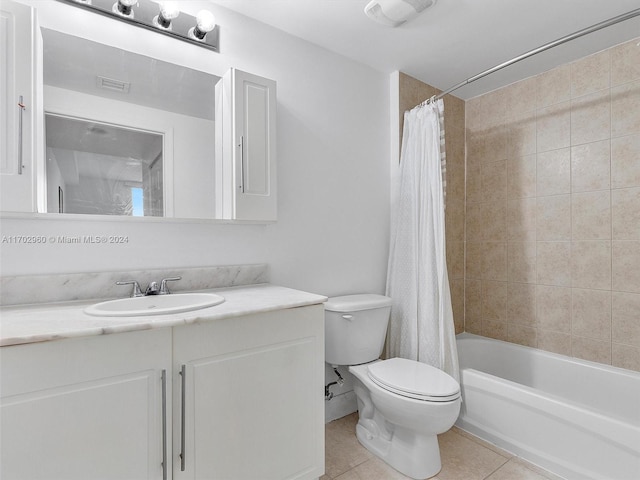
xmin=0 ymin=0 xmax=390 ymax=298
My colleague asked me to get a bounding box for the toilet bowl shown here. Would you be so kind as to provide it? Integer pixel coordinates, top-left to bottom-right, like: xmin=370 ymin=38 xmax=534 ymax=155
xmin=349 ymin=358 xmax=460 ymax=479
xmin=325 ymin=294 xmax=460 ymax=479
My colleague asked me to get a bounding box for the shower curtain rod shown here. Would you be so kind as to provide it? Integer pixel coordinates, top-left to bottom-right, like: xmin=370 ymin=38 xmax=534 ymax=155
xmin=423 ymin=8 xmax=640 ymax=105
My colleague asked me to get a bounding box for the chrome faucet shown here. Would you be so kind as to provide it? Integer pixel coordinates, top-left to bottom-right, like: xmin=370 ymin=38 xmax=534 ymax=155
xmin=145 ymin=281 xmax=161 ymax=295
xmin=116 ymin=276 xmax=182 ymax=297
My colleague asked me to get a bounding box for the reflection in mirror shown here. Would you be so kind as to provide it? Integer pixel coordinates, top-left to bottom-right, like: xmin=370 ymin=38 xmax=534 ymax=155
xmin=42 ymin=28 xmax=219 ymax=219
xmin=45 ymin=114 xmax=163 ymax=216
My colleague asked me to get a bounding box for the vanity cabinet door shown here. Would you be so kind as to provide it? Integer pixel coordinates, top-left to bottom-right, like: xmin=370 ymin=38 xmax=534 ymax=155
xmin=0 ymin=0 xmax=36 ymax=212
xmin=0 ymin=329 xmax=172 ymax=480
xmin=215 ymin=68 xmax=277 ymax=222
xmin=173 ymin=306 xmax=324 ymax=480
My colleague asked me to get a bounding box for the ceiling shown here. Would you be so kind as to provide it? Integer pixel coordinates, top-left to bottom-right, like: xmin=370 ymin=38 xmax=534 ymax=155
xmin=43 ymin=29 xmax=218 ymax=120
xmin=209 ymin=0 xmax=640 ymax=99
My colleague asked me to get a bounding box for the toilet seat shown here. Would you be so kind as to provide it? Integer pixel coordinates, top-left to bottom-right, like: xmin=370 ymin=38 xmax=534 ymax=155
xmin=367 ymin=358 xmax=460 ymax=402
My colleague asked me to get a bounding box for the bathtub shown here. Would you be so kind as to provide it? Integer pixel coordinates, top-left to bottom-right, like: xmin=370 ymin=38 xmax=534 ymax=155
xmin=455 ymin=333 xmax=640 ymax=480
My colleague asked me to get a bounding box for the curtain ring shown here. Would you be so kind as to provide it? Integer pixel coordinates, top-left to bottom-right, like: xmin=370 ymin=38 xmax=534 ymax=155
xmin=420 ymin=95 xmax=436 ymax=108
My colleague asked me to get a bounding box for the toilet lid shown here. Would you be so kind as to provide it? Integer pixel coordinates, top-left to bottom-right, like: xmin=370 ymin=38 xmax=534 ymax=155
xmin=367 ymin=358 xmax=460 ymax=402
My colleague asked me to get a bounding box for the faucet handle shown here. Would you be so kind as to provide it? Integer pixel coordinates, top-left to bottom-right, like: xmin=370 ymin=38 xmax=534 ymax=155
xmin=116 ymin=280 xmax=143 ymax=297
xmin=160 ymin=276 xmax=182 ymax=294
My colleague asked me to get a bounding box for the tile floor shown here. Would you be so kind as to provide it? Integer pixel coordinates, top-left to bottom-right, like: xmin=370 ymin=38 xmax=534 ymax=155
xmin=322 ymin=413 xmax=565 ymax=480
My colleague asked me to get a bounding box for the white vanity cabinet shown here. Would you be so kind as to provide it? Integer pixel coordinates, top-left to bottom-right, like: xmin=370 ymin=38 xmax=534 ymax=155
xmin=0 ymin=302 xmax=325 ymax=480
xmin=0 ymin=328 xmax=172 ymax=480
xmin=0 ymin=0 xmax=36 ymax=212
xmin=172 ymin=305 xmax=325 ymax=480
xmin=215 ymin=69 xmax=277 ymax=222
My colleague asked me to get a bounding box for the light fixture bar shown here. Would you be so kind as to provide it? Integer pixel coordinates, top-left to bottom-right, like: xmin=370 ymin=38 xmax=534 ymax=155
xmin=55 ymin=0 xmax=220 ymax=52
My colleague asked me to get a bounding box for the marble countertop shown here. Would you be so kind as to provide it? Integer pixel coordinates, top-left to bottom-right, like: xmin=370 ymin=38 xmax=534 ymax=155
xmin=0 ymin=284 xmax=328 ymax=347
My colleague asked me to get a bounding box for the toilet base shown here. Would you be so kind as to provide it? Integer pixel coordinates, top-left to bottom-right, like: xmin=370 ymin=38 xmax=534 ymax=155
xmin=355 ymin=416 xmax=442 ymax=479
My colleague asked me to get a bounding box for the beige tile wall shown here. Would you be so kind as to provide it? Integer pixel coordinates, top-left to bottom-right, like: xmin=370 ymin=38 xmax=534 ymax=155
xmin=465 ymin=38 xmax=640 ymax=372
xmin=398 ymin=73 xmax=466 ymax=334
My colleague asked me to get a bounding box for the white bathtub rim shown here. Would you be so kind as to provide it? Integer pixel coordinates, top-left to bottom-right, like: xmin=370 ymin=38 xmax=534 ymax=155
xmin=457 ymin=332 xmax=640 ymax=425
xmin=461 ymin=368 xmax=640 ymax=453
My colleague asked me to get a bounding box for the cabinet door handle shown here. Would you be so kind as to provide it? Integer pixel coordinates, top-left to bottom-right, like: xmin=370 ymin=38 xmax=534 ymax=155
xmin=161 ymin=370 xmax=168 ymax=480
xmin=179 ymin=364 xmax=186 ymax=472
xmin=239 ymin=135 xmax=245 ymax=193
xmin=17 ymin=96 xmax=25 ymax=175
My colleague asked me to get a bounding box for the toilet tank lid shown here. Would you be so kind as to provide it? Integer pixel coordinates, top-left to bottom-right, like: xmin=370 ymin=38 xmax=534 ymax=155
xmin=325 ymin=294 xmax=392 ymax=312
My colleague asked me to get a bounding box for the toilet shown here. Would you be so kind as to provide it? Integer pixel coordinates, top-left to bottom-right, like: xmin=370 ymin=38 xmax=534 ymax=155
xmin=325 ymin=294 xmax=461 ymax=480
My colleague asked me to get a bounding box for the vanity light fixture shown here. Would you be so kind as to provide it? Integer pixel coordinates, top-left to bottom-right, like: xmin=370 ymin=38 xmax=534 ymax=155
xmin=56 ymin=0 xmax=219 ymax=52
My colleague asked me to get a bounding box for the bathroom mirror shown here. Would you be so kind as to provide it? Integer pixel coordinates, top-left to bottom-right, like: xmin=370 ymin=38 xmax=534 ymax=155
xmin=42 ymin=28 xmax=219 ymax=219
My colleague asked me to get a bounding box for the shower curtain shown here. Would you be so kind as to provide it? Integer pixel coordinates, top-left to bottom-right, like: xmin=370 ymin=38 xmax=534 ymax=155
xmin=386 ymin=98 xmax=459 ymax=382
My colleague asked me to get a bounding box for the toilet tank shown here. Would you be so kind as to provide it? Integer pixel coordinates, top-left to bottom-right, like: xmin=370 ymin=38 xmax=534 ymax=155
xmin=324 ymin=294 xmax=393 ymax=366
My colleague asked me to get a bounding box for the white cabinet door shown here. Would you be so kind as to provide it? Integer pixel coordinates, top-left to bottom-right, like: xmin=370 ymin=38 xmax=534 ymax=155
xmin=0 ymin=0 xmax=36 ymax=212
xmin=0 ymin=329 xmax=172 ymax=480
xmin=173 ymin=306 xmax=324 ymax=480
xmin=215 ymin=69 xmax=277 ymax=222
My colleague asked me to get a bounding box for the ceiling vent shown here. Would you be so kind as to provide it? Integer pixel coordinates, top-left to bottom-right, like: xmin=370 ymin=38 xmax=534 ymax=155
xmin=364 ymin=0 xmax=436 ymax=27
xmin=96 ymin=75 xmax=131 ymax=93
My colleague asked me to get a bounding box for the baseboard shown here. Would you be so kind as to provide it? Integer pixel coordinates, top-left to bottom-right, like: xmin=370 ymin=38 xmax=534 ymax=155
xmin=325 ymin=390 xmax=358 ymax=423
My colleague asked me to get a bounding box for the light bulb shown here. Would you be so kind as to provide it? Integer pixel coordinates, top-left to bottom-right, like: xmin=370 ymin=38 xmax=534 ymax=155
xmin=189 ymin=10 xmax=216 ymax=41
xmin=196 ymin=10 xmax=216 ymax=32
xmin=159 ymin=2 xmax=180 ymax=20
xmin=112 ymin=0 xmax=137 ymax=18
xmin=153 ymin=1 xmax=180 ymax=30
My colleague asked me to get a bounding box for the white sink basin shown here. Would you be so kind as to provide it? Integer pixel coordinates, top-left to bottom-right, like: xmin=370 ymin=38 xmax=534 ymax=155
xmin=84 ymin=293 xmax=225 ymax=317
